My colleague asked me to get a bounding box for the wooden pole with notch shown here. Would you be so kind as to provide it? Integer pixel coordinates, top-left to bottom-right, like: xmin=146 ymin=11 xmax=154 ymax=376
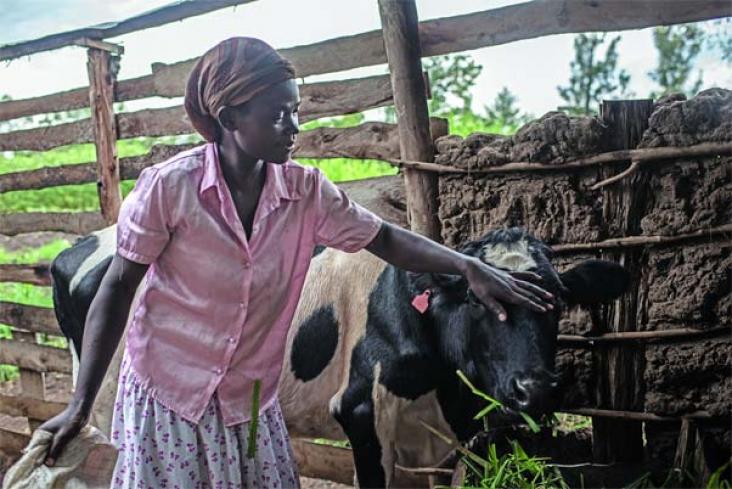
xmin=378 ymin=0 xmax=441 ymax=241
xmin=85 ymin=39 xmax=123 ymax=224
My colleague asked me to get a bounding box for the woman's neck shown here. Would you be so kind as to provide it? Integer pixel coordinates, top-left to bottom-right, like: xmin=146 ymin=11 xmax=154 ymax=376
xmin=216 ymin=138 xmax=265 ymax=189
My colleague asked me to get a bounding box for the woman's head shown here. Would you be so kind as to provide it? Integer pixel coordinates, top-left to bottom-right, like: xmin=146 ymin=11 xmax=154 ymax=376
xmin=184 ymin=37 xmax=300 ymax=163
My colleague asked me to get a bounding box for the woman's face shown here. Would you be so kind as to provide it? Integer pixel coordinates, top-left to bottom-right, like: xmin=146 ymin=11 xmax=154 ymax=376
xmin=221 ymin=78 xmax=301 ymax=164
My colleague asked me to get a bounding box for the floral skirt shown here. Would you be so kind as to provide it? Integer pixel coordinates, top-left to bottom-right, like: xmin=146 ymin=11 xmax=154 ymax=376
xmin=110 ymin=351 xmax=300 ymax=488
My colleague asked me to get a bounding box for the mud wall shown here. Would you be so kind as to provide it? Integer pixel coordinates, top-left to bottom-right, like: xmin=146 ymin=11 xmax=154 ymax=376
xmin=432 ymin=89 xmax=731 ymax=465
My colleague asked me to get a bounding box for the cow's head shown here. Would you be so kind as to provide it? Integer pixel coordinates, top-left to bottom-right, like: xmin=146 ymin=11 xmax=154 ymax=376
xmin=414 ymin=228 xmax=629 ymax=417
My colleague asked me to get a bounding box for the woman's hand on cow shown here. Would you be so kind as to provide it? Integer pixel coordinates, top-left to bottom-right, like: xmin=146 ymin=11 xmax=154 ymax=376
xmin=38 ymin=402 xmax=90 ymax=467
xmin=463 ymin=257 xmax=554 ymax=321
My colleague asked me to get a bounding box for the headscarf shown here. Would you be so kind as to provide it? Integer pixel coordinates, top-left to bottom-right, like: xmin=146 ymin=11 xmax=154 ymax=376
xmin=184 ymin=37 xmax=296 ymax=142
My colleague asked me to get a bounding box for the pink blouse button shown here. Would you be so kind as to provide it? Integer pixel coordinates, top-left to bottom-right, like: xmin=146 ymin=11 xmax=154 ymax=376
xmin=227 ymin=337 xmax=236 ymax=344
xmin=213 ymin=367 xmax=223 ymax=375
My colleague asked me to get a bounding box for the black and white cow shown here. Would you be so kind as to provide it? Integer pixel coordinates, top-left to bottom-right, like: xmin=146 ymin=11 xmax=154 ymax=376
xmin=52 ymin=226 xmax=628 ymax=488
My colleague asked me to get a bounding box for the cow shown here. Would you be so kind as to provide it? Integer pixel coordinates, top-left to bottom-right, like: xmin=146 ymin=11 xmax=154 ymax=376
xmin=51 ymin=225 xmax=629 ymax=488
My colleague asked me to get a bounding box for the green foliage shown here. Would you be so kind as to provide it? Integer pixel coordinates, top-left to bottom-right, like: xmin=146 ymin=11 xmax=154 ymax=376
xmin=444 ymin=109 xmax=522 ymax=138
xmin=437 ymin=370 xmax=568 ymax=489
xmin=707 ymin=463 xmax=731 ymax=489
xmin=383 ymin=53 xmax=483 ymax=121
xmin=485 ymin=87 xmax=530 ymax=128
xmin=459 ymin=440 xmax=567 ymax=489
xmin=424 ymin=54 xmax=483 ymax=115
xmin=310 ymin=438 xmax=351 ymax=449
xmin=706 ymin=19 xmax=732 ymax=64
xmin=649 ymin=24 xmax=705 ymax=97
xmin=558 ymin=33 xmax=631 ymax=115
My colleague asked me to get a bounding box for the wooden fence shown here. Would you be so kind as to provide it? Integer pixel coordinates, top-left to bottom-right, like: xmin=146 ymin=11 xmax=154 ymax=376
xmin=1 ymin=0 xmax=730 ymax=485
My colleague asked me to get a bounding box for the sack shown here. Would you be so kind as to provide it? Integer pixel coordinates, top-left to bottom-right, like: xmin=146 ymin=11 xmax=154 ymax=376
xmin=2 ymin=425 xmax=117 ymax=489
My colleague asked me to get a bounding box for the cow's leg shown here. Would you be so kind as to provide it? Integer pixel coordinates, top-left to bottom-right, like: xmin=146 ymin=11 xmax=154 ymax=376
xmin=334 ymin=383 xmax=385 ymax=488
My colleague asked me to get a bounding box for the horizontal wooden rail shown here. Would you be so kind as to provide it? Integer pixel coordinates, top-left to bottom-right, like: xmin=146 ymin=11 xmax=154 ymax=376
xmin=128 ymin=1 xmax=732 ymax=105
xmin=0 ymin=74 xmax=398 ymax=151
xmin=0 ymin=338 xmax=71 ymax=373
xmin=0 ymin=428 xmax=30 ymax=459
xmin=0 ymin=301 xmax=59 ymax=335
xmin=558 ymin=326 xmax=731 ymax=347
xmin=0 ymin=393 xmax=67 ymax=420
xmin=0 ymin=264 xmax=51 ymax=286
xmin=394 ymin=142 xmax=732 ymax=175
xmin=0 ymin=119 xmax=411 ymax=193
xmin=2 ymin=138 xmax=727 ymax=196
xmin=564 ymin=408 xmax=715 ymax=423
xmin=0 ymin=211 xmax=106 ymax=236
xmin=552 ymin=224 xmax=732 ymax=253
xmin=0 ymin=0 xmax=255 ymax=61
xmin=1 ymin=1 xmax=728 ymax=121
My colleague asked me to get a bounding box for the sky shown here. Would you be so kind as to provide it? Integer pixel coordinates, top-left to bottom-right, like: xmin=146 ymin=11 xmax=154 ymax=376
xmin=0 ymin=0 xmax=730 ymax=122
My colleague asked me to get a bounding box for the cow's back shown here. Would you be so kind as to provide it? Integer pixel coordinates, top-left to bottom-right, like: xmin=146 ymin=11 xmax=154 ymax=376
xmin=279 ymin=247 xmax=387 ymax=439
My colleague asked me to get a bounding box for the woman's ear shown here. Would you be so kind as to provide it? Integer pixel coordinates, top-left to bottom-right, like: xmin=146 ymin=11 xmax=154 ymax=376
xmin=215 ymin=106 xmax=237 ymax=133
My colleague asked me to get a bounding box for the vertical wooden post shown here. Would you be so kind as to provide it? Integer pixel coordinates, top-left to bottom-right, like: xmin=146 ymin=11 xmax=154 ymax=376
xmin=378 ymin=0 xmax=441 ymax=241
xmin=592 ymin=99 xmax=654 ymax=463
xmin=15 ymin=330 xmax=45 ymax=431
xmin=87 ymin=46 xmax=122 ymax=224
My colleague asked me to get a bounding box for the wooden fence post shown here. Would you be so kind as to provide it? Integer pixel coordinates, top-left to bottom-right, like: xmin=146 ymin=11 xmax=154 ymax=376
xmin=87 ymin=44 xmax=123 ymax=224
xmin=378 ymin=0 xmax=442 ymax=241
xmin=592 ymin=99 xmax=654 ymax=463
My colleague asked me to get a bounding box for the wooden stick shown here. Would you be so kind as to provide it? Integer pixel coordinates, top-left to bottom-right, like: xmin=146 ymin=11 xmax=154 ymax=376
xmin=564 ymin=408 xmax=714 ymax=423
xmin=591 ymin=160 xmax=640 ymax=190
xmin=558 ymin=327 xmax=731 ymax=346
xmin=552 ymin=224 xmax=732 ymax=253
xmin=392 ymin=142 xmax=732 ymax=175
xmin=87 ymin=47 xmax=122 ymax=224
xmin=0 ymin=263 xmax=51 ymax=286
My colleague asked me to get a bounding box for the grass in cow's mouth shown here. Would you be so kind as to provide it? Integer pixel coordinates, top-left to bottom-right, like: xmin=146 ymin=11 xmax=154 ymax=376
xmin=423 ymin=369 xmax=569 ymax=489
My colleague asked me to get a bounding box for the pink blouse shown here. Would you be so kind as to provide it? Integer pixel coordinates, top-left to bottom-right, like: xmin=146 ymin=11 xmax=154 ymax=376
xmin=116 ymin=143 xmax=383 ymax=426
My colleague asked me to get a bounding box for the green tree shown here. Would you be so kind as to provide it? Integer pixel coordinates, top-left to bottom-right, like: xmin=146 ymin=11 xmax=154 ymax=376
xmin=711 ymin=19 xmax=732 ymax=63
xmin=485 ymin=86 xmax=529 ymax=128
xmin=557 ymin=33 xmax=631 ymax=115
xmin=649 ymin=24 xmax=704 ymax=97
xmin=424 ymin=54 xmax=483 ymax=115
xmin=385 ymin=53 xmax=483 ymax=122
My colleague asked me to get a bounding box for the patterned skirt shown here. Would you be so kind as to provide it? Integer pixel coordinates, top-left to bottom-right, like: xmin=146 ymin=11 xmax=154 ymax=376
xmin=110 ymin=351 xmax=300 ymax=488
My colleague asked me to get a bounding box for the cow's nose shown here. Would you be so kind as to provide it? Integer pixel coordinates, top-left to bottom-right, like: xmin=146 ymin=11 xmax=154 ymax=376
xmin=509 ymin=374 xmax=559 ymax=414
xmin=510 ymin=377 xmax=535 ymax=410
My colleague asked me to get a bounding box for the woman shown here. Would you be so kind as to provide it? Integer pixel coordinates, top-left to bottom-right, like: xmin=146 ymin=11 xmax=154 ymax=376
xmin=39 ymin=37 xmax=553 ymax=488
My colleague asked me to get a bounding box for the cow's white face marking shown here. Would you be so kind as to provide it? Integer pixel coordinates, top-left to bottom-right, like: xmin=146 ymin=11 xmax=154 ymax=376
xmin=481 ymin=239 xmax=536 ymax=272
xmin=69 ymin=226 xmax=117 ymax=294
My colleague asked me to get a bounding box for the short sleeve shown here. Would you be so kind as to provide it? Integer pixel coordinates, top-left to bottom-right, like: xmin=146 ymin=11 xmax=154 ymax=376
xmin=313 ymin=170 xmax=383 ymax=253
xmin=116 ymin=167 xmax=171 ymax=264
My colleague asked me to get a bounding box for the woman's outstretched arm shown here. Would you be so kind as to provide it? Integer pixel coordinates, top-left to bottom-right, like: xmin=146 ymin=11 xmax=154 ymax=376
xmin=365 ymin=222 xmax=554 ymax=321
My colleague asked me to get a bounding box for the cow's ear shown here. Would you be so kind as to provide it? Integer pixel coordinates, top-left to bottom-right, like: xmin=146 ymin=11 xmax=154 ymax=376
xmin=559 ymin=259 xmax=630 ymax=306
xmin=411 ymin=272 xmax=463 ymax=293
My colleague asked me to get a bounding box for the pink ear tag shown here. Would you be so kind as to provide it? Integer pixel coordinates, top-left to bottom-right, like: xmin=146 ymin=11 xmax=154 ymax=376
xmin=411 ymin=290 xmax=431 ymax=314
